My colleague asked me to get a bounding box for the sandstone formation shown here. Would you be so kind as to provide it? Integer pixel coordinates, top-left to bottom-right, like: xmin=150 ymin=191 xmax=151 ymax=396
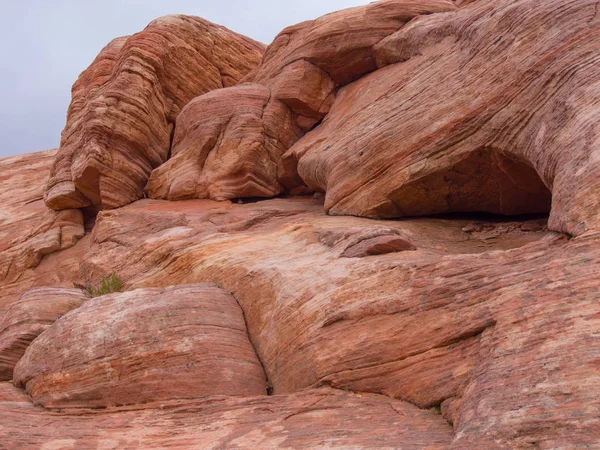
xmin=72 ymin=197 xmax=600 ymax=448
xmin=0 ymin=288 xmax=86 ymax=381
xmin=14 ymin=285 xmax=266 ymax=408
xmin=146 ymin=1 xmax=457 ymax=201
xmin=287 ymin=0 xmax=600 ymax=236
xmin=0 ymin=150 xmax=88 ymax=317
xmin=45 ymin=15 xmax=265 ymax=211
xmin=2 ymin=0 xmax=600 ymax=448
xmin=0 ymin=383 xmax=453 ymax=449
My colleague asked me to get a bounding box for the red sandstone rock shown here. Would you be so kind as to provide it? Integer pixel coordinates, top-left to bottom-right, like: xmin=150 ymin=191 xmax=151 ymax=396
xmin=146 ymin=83 xmax=300 ymax=201
xmin=0 ymin=150 xmax=87 ymax=317
xmin=146 ymin=1 xmax=456 ymax=201
xmin=74 ymin=197 xmax=599 ymax=448
xmin=0 ymin=288 xmax=86 ymax=381
xmin=14 ymin=284 xmax=266 ymax=408
xmin=288 ymin=0 xmax=600 ymax=236
xmin=0 ymin=383 xmax=453 ymax=448
xmin=1 ymin=1 xmax=599 ymax=448
xmin=45 ymin=15 xmax=265 ymax=211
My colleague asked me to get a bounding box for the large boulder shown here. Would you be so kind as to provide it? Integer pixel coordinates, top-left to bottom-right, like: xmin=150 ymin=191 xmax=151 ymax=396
xmin=285 ymin=0 xmax=600 ymax=236
xmin=14 ymin=284 xmax=267 ymax=408
xmin=45 ymin=15 xmax=265 ymax=211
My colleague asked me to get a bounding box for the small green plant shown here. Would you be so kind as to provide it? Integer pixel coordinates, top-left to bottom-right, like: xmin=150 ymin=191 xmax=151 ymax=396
xmin=85 ymin=273 xmax=124 ymax=297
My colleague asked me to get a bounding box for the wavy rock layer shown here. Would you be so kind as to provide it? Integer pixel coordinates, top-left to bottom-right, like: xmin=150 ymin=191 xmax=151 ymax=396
xmin=288 ymin=0 xmax=600 ymax=236
xmin=0 ymin=150 xmax=87 ymax=317
xmin=45 ymin=15 xmax=265 ymax=211
xmin=14 ymin=284 xmax=266 ymax=408
xmin=73 ymin=197 xmax=599 ymax=448
xmin=0 ymin=288 xmax=86 ymax=381
xmin=146 ymin=1 xmax=457 ymax=201
xmin=0 ymin=384 xmax=453 ymax=449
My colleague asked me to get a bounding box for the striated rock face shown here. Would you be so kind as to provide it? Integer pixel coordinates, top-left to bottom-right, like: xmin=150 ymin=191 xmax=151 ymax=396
xmin=146 ymin=1 xmax=457 ymax=201
xmin=45 ymin=15 xmax=265 ymax=211
xmin=14 ymin=285 xmax=266 ymax=408
xmin=0 ymin=383 xmax=453 ymax=449
xmin=0 ymin=150 xmax=87 ymax=317
xmin=0 ymin=288 xmax=86 ymax=381
xmin=72 ymin=197 xmax=599 ymax=448
xmin=288 ymin=0 xmax=600 ymax=236
xmin=146 ymin=84 xmax=299 ymax=201
xmin=2 ymin=0 xmax=600 ymax=448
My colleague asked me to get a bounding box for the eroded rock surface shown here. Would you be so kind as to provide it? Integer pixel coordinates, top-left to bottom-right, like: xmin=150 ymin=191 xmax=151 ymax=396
xmin=45 ymin=15 xmax=265 ymax=211
xmin=0 ymin=288 xmax=86 ymax=381
xmin=288 ymin=0 xmax=600 ymax=236
xmin=14 ymin=284 xmax=266 ymax=408
xmin=0 ymin=383 xmax=453 ymax=449
xmin=2 ymin=1 xmax=599 ymax=448
xmin=146 ymin=1 xmax=456 ymax=201
xmin=73 ymin=197 xmax=599 ymax=448
xmin=0 ymin=150 xmax=87 ymax=316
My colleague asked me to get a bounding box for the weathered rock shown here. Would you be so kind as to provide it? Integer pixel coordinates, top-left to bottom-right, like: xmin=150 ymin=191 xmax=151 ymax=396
xmin=2 ymin=1 xmax=600 ymax=448
xmin=45 ymin=15 xmax=265 ymax=211
xmin=146 ymin=1 xmax=456 ymax=202
xmin=0 ymin=383 xmax=453 ymax=449
xmin=14 ymin=284 xmax=266 ymax=408
xmin=146 ymin=83 xmax=300 ymax=201
xmin=0 ymin=150 xmax=87 ymax=316
xmin=287 ymin=0 xmax=600 ymax=236
xmin=73 ymin=197 xmax=599 ymax=448
xmin=0 ymin=288 xmax=86 ymax=381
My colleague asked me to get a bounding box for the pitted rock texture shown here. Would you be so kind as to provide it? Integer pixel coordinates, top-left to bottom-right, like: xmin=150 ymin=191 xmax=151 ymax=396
xmin=0 ymin=288 xmax=86 ymax=381
xmin=146 ymin=1 xmax=456 ymax=201
xmin=14 ymin=284 xmax=266 ymax=408
xmin=45 ymin=15 xmax=265 ymax=211
xmin=287 ymin=0 xmax=600 ymax=236
xmin=0 ymin=383 xmax=453 ymax=449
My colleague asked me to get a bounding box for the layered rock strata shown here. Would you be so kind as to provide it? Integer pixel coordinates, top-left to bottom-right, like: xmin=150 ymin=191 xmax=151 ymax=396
xmin=45 ymin=16 xmax=265 ymax=211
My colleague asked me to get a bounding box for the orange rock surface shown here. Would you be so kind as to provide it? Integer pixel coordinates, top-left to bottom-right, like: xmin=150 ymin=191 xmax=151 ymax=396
xmin=45 ymin=16 xmax=265 ymax=211
xmin=2 ymin=0 xmax=599 ymax=448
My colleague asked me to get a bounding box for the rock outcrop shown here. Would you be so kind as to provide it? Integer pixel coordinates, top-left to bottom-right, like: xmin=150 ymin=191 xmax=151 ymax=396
xmin=2 ymin=0 xmax=600 ymax=448
xmin=71 ymin=197 xmax=600 ymax=448
xmin=146 ymin=1 xmax=457 ymax=201
xmin=45 ymin=15 xmax=265 ymax=211
xmin=0 ymin=150 xmax=87 ymax=317
xmin=0 ymin=288 xmax=86 ymax=381
xmin=287 ymin=0 xmax=600 ymax=236
xmin=0 ymin=383 xmax=454 ymax=449
xmin=14 ymin=285 xmax=266 ymax=408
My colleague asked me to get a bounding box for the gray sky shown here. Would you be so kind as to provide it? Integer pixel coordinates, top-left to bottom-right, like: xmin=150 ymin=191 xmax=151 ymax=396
xmin=0 ymin=0 xmax=368 ymax=158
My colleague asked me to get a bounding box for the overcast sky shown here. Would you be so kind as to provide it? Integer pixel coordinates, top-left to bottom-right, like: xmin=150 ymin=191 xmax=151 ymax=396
xmin=0 ymin=0 xmax=369 ymax=159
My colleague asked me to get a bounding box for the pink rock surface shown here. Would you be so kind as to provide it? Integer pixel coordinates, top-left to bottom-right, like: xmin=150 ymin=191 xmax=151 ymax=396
xmin=45 ymin=15 xmax=265 ymax=211
xmin=72 ymin=197 xmax=599 ymax=448
xmin=0 ymin=288 xmax=86 ymax=381
xmin=0 ymin=383 xmax=453 ymax=449
xmin=0 ymin=150 xmax=87 ymax=316
xmin=14 ymin=284 xmax=266 ymax=408
xmin=1 ymin=1 xmax=599 ymax=448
